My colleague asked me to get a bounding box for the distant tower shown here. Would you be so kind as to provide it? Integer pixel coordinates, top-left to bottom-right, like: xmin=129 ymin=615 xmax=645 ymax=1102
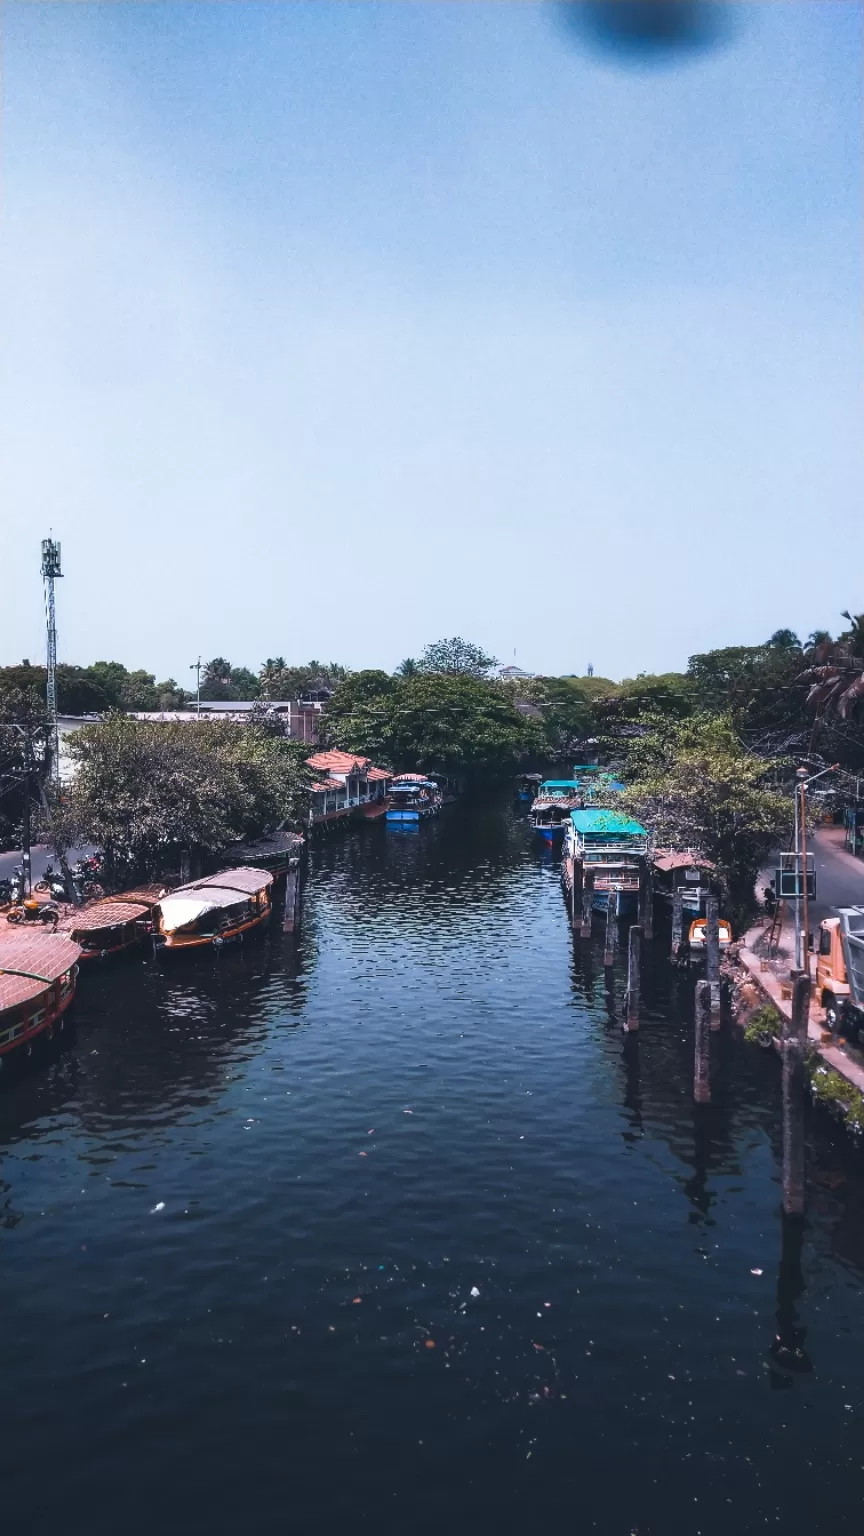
xmin=587 ymin=661 xmax=594 ymax=677
xmin=41 ymin=538 xmax=63 ymax=781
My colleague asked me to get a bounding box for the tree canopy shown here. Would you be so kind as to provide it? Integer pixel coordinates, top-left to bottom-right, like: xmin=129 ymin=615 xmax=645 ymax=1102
xmin=617 ymin=713 xmax=792 ymax=904
xmin=325 ymin=671 xmax=544 ymax=774
xmin=60 ymin=716 xmax=312 ymax=877
xmin=414 ymin=637 xmax=498 ymax=678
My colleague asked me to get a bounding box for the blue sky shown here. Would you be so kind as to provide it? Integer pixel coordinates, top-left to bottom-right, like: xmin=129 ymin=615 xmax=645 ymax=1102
xmin=1 ymin=1 xmax=860 ymax=683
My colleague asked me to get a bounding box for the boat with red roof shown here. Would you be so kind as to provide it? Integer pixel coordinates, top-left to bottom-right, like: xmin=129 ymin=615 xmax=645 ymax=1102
xmin=0 ymin=933 xmax=82 ymax=1068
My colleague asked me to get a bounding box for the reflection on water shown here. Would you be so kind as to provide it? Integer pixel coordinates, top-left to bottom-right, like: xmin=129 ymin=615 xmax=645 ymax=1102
xmin=1 ymin=796 xmax=863 ymax=1535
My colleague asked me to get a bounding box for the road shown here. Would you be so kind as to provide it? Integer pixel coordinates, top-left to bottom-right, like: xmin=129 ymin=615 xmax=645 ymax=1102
xmin=0 ymin=843 xmax=92 ymax=884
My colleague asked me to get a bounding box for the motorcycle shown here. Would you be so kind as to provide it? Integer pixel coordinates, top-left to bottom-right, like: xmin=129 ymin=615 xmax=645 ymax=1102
xmin=34 ymin=862 xmax=71 ymax=901
xmin=5 ymin=898 xmax=59 ymax=928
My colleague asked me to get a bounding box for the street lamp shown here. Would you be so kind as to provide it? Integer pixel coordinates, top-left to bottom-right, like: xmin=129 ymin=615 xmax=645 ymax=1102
xmin=793 ymin=763 xmax=838 ymax=972
xmin=190 ymin=658 xmax=202 ymax=717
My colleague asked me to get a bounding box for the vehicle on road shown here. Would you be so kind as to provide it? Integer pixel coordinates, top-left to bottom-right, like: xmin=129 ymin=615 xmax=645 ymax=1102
xmin=816 ymin=907 xmax=864 ymax=1034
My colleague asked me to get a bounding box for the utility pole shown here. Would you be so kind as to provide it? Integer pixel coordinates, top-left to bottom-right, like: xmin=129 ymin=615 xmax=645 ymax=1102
xmin=798 ymin=769 xmax=809 ymax=972
xmin=41 ymin=538 xmax=62 ymax=783
xmin=20 ymin=727 xmax=32 ymax=898
xmin=190 ymin=657 xmax=202 ymax=716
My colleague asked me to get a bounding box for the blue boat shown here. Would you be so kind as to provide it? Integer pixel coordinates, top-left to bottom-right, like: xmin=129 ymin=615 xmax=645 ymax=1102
xmin=385 ymin=778 xmax=440 ymax=824
xmin=564 ymin=807 xmax=649 ymax=915
xmin=516 ymin=773 xmax=543 ymax=804
xmin=529 ymin=780 xmax=583 ymax=842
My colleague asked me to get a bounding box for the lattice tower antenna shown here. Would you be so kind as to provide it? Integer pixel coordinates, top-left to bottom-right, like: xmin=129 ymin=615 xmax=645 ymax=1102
xmin=41 ymin=537 xmax=63 ymax=781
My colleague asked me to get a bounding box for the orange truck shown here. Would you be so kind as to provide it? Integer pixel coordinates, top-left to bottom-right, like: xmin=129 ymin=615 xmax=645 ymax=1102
xmin=816 ymin=907 xmax=864 ymax=1034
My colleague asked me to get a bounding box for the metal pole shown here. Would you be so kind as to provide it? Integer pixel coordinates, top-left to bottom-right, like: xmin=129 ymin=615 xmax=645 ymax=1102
xmin=21 ymin=729 xmax=32 ymax=899
xmin=793 ymin=780 xmax=805 ymax=970
xmin=571 ymin=856 xmax=582 ymax=932
xmin=793 ymin=777 xmax=802 ymax=972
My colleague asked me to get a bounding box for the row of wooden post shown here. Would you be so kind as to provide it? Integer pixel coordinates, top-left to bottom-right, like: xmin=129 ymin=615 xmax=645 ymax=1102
xmin=569 ymin=856 xmax=811 ymax=1215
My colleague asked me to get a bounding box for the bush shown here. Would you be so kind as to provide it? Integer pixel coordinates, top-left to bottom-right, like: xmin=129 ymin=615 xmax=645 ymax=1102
xmin=744 ymin=1003 xmax=781 ymax=1046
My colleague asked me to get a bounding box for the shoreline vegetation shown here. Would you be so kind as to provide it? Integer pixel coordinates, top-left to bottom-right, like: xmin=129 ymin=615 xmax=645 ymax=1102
xmin=0 ymin=620 xmax=862 ymax=907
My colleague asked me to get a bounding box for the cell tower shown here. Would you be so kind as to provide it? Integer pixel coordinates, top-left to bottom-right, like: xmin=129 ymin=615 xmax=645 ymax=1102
xmin=41 ymin=537 xmax=63 ymax=780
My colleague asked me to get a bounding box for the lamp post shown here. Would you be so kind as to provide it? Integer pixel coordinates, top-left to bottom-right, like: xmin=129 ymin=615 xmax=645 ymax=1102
xmin=190 ymin=657 xmax=202 ymax=717
xmin=793 ymin=763 xmax=838 ymax=971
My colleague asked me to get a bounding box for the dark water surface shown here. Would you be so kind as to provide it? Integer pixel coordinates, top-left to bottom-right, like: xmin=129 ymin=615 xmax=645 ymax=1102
xmin=2 ymin=800 xmax=864 ymax=1534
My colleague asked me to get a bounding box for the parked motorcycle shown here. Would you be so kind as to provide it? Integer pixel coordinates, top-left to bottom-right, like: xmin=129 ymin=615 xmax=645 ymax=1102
xmin=5 ymin=898 xmax=59 ymax=928
xmin=34 ymin=863 xmax=70 ymax=901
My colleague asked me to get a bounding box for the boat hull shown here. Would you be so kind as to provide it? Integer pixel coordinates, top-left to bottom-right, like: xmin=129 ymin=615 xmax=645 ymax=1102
xmin=386 ymin=809 xmax=436 ymax=823
xmin=0 ymin=975 xmax=77 ymax=1065
xmin=591 ymin=889 xmax=639 ymax=917
xmin=156 ymin=907 xmax=272 ymax=955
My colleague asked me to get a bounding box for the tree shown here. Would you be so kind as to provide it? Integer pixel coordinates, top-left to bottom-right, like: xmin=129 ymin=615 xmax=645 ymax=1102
xmin=322 ymin=671 xmax=395 ymax=754
xmin=767 ymin=628 xmax=802 ymax=651
xmin=326 ymin=671 xmax=544 ymax=774
xmin=618 ymin=713 xmax=791 ymax=906
xmin=259 ymin=658 xmax=347 ymax=700
xmin=800 ymin=612 xmax=864 ymax=721
xmin=415 ymin=637 xmax=498 ymax=678
xmin=61 ymin=716 xmax=312 ymax=878
xmin=395 ymin=657 xmax=419 ymax=677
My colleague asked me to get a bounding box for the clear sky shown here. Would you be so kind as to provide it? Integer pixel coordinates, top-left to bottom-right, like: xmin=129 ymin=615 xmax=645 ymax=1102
xmin=1 ymin=1 xmax=860 ymax=684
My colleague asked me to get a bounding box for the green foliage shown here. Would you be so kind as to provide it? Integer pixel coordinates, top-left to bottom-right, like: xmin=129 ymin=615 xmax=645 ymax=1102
xmin=744 ymin=1004 xmax=781 ymax=1046
xmin=325 ymin=671 xmax=544 ymax=774
xmin=198 ymin=659 xmax=260 ymax=702
xmin=61 ymin=716 xmax=312 ymax=877
xmin=618 ymin=713 xmax=792 ymax=899
xmin=259 ymin=658 xmax=347 ymax=700
xmin=807 ymin=1060 xmax=864 ymax=1132
xmin=415 ymin=637 xmax=498 ymax=678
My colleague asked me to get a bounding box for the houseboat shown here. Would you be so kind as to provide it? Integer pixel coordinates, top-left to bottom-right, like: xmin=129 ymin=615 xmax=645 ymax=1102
xmin=154 ymin=867 xmax=273 ymax=953
xmin=516 ymin=773 xmax=543 ymax=803
xmin=386 ymin=777 xmax=440 ymax=824
xmin=652 ymin=850 xmax=716 ymax=919
xmin=0 ymin=933 xmax=81 ymax=1067
xmin=61 ymin=898 xmax=154 ymax=961
xmin=564 ymin=807 xmax=650 ymax=915
xmin=529 ymin=780 xmax=583 ymax=841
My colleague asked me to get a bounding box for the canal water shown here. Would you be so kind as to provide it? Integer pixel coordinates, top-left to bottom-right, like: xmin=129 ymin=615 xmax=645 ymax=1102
xmin=2 ymin=799 xmax=863 ymax=1534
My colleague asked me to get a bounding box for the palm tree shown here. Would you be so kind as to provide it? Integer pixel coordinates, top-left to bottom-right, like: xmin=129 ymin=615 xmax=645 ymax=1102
xmin=203 ymin=657 xmax=232 ymax=685
xmin=799 ymin=613 xmax=864 ymax=719
xmin=396 ymin=657 xmax=419 ymax=677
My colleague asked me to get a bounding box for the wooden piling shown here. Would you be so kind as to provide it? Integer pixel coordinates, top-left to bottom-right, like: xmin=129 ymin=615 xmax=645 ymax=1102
xmin=694 ymin=978 xmax=711 ymax=1103
xmin=603 ymin=890 xmax=618 ymax=967
xmin=581 ymin=868 xmax=594 ymax=938
xmin=571 ymin=857 xmax=583 ymax=931
xmin=705 ymin=895 xmax=721 ymax=1021
xmin=781 ymin=974 xmax=810 ymax=1217
xmin=282 ymin=863 xmax=300 ymax=933
xmin=624 ymin=923 xmax=642 ymax=1031
xmin=671 ymin=890 xmax=684 ymax=962
xmin=638 ymin=869 xmax=654 ymax=940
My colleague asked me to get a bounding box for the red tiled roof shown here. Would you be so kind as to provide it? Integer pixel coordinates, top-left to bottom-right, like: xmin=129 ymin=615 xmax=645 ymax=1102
xmin=310 ymin=778 xmax=343 ymax=792
xmin=366 ymin=767 xmax=391 ymax=781
xmin=653 ymin=849 xmax=714 ymax=873
xmin=0 ymin=933 xmax=83 ymax=1009
xmin=307 ymin=750 xmax=370 ymax=774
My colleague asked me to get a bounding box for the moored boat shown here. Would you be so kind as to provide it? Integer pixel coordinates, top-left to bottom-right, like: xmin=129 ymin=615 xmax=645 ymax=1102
xmin=154 ymin=867 xmax=273 ymax=952
xmin=516 ymin=773 xmax=543 ymax=803
xmin=386 ymin=777 xmax=440 ymax=823
xmin=0 ymin=933 xmax=81 ymax=1067
xmin=688 ymin=915 xmax=733 ymax=954
xmin=61 ymin=898 xmax=153 ymax=961
xmin=564 ymin=807 xmax=650 ymax=914
xmin=530 ymin=780 xmax=583 ymax=841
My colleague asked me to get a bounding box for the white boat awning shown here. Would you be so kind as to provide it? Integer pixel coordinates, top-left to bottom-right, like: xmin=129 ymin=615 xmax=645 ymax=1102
xmin=159 ymin=895 xmax=224 ymax=933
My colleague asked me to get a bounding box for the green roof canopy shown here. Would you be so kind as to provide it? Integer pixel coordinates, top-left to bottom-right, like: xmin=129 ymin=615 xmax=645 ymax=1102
xmin=570 ymin=808 xmax=647 ymax=836
xmin=540 ymin=780 xmax=580 ymax=790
